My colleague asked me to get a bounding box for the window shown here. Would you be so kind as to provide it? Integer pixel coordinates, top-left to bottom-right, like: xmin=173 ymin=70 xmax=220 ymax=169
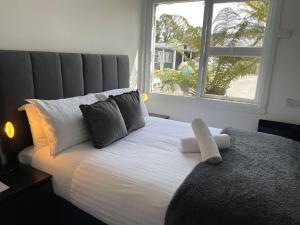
xmin=149 ymin=0 xmax=276 ymax=104
xmin=152 ymin=1 xmax=205 ymax=96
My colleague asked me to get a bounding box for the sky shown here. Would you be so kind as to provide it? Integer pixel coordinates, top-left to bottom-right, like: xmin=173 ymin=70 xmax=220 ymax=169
xmin=156 ymin=2 xmax=240 ymax=27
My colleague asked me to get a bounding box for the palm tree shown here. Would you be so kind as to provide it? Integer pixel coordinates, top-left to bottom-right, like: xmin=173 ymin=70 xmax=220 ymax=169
xmin=211 ymin=1 xmax=268 ymax=47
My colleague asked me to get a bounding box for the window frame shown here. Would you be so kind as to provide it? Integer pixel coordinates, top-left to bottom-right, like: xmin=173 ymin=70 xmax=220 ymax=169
xmin=139 ymin=0 xmax=283 ymax=113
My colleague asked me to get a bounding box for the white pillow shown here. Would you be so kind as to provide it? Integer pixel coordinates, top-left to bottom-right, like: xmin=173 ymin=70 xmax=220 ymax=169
xmin=95 ymin=88 xmax=149 ymax=117
xmin=19 ymin=104 xmax=49 ymax=151
xmin=27 ymin=94 xmax=98 ymax=156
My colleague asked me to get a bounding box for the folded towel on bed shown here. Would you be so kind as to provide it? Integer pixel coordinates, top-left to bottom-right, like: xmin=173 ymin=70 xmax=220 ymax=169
xmin=180 ymin=134 xmax=231 ymax=153
xmin=192 ymin=118 xmax=222 ymax=164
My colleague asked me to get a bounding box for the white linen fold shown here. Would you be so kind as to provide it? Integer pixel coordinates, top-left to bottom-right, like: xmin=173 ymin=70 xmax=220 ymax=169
xmin=180 ymin=134 xmax=230 ymax=153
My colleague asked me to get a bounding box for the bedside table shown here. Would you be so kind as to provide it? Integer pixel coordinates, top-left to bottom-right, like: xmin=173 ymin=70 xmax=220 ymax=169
xmin=149 ymin=113 xmax=170 ymax=119
xmin=0 ymin=165 xmax=55 ymax=225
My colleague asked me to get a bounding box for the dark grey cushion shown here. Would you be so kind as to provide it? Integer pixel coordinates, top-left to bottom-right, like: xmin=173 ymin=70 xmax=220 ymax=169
xmin=110 ymin=90 xmax=145 ymax=133
xmin=80 ymin=99 xmax=127 ymax=149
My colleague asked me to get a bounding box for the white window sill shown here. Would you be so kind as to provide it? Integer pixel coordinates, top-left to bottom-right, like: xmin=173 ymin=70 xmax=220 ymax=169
xmin=148 ymin=93 xmax=267 ymax=115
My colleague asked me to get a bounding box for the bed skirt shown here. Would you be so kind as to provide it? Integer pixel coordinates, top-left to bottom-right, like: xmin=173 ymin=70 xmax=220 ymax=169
xmin=53 ymin=195 xmax=107 ymax=225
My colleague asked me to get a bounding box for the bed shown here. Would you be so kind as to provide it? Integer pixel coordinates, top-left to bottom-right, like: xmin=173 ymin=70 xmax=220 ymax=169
xmin=0 ymin=50 xmax=221 ymax=225
xmin=1 ymin=50 xmax=299 ymax=225
xmin=18 ymin=116 xmax=221 ymax=225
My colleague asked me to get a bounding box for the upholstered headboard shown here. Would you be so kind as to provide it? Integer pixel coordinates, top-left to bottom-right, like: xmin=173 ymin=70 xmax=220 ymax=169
xmin=0 ymin=50 xmax=130 ymax=163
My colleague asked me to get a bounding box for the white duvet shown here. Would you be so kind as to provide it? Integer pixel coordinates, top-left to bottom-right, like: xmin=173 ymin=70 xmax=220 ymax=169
xmin=21 ymin=117 xmax=221 ymax=225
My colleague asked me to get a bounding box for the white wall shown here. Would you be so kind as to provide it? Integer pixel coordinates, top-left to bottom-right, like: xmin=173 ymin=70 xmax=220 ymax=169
xmin=265 ymin=0 xmax=300 ymax=126
xmin=146 ymin=0 xmax=300 ymax=131
xmin=0 ymin=0 xmax=142 ymax=87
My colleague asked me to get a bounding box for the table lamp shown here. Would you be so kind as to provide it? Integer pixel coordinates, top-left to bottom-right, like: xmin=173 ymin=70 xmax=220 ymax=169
xmin=0 ymin=121 xmax=15 ymax=174
xmin=141 ymin=93 xmax=149 ymax=102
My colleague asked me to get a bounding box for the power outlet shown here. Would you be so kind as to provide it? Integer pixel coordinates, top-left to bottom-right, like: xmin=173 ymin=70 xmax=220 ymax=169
xmin=286 ymin=98 xmax=300 ymax=109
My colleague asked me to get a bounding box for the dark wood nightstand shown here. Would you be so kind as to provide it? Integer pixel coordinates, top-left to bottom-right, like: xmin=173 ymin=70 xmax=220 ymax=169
xmin=149 ymin=113 xmax=170 ymax=119
xmin=0 ymin=165 xmax=55 ymax=225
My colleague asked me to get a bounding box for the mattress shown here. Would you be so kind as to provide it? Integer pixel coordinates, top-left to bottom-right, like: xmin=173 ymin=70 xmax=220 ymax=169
xmin=19 ymin=117 xmax=222 ymax=225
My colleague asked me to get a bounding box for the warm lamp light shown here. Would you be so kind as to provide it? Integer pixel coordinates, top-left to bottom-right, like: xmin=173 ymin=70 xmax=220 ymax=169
xmin=141 ymin=93 xmax=149 ymax=102
xmin=4 ymin=121 xmax=15 ymax=139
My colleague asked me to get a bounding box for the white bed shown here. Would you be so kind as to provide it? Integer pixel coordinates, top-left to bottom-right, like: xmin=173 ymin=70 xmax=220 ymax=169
xmin=19 ymin=117 xmax=221 ymax=225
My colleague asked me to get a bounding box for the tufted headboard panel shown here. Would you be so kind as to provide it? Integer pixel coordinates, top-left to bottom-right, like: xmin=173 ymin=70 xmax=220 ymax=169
xmin=0 ymin=50 xmax=130 ymax=163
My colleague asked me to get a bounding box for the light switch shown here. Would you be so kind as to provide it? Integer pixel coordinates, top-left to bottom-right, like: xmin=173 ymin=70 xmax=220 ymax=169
xmin=286 ymin=98 xmax=300 ymax=109
xmin=277 ymin=29 xmax=293 ymax=39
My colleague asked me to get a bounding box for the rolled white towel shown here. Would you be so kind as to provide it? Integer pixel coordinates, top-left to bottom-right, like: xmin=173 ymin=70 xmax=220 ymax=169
xmin=180 ymin=134 xmax=231 ymax=153
xmin=214 ymin=134 xmax=231 ymax=149
xmin=192 ymin=118 xmax=222 ymax=164
xmin=180 ymin=138 xmax=199 ymax=153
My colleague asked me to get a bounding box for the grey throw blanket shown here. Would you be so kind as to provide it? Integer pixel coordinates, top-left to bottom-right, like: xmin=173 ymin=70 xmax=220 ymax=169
xmin=165 ymin=128 xmax=300 ymax=225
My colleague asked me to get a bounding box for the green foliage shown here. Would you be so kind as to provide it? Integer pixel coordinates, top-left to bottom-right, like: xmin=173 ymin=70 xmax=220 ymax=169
xmin=155 ymin=0 xmax=269 ymax=96
xmin=156 ymin=14 xmax=202 ymax=55
xmin=211 ymin=0 xmax=269 ymax=47
xmin=206 ymin=56 xmax=260 ymax=95
xmin=156 ymin=60 xmax=198 ymax=95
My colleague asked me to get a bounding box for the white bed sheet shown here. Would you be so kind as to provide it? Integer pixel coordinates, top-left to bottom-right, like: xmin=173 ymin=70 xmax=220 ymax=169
xmin=19 ymin=117 xmax=221 ymax=225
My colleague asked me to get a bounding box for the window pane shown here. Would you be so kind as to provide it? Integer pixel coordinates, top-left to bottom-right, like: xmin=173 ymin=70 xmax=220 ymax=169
xmin=204 ymin=56 xmax=261 ymax=100
xmin=210 ymin=1 xmax=270 ymax=48
xmin=152 ymin=1 xmax=205 ymax=96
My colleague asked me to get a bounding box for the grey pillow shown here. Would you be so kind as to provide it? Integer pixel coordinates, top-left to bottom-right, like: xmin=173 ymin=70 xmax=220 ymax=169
xmin=110 ymin=90 xmax=145 ymax=133
xmin=80 ymin=98 xmax=127 ymax=149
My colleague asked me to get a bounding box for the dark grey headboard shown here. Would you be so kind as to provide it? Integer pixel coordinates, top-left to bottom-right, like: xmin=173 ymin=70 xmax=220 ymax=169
xmin=0 ymin=50 xmax=130 ymax=163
